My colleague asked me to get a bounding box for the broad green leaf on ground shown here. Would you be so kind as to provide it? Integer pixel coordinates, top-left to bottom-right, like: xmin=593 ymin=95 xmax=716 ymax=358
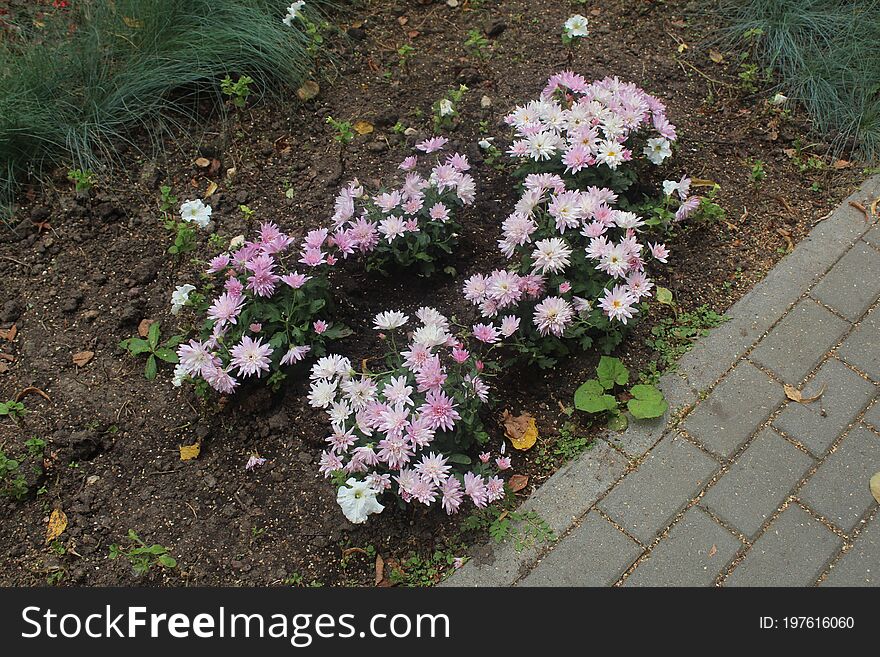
xmin=627 ymin=384 xmax=668 ymax=419
xmin=574 ymin=380 xmax=618 ymax=414
xmin=597 ymin=356 xmax=629 ymax=390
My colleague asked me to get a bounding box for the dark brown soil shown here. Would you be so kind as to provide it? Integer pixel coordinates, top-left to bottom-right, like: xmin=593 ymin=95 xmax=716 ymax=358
xmin=0 ymin=0 xmax=865 ymax=587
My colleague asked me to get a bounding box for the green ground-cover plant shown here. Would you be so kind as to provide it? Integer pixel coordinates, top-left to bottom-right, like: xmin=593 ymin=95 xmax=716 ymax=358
xmin=109 ymin=530 xmax=177 ymax=576
xmin=720 ymin=0 xmax=880 ymax=160
xmin=0 ymin=0 xmax=339 ymax=216
xmin=574 ymin=356 xmax=667 ymax=430
xmin=119 ymin=322 xmax=183 ymax=380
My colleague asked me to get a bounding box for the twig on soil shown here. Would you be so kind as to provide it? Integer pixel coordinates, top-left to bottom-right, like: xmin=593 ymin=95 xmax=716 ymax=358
xmin=15 ymin=386 xmax=51 ymax=403
xmin=673 ymin=55 xmax=732 ymax=87
xmin=0 ymin=255 xmax=29 ymax=267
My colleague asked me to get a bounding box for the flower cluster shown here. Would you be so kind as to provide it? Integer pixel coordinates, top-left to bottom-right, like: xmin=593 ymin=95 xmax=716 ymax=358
xmin=173 ymin=221 xmax=350 ymax=394
xmin=462 ymin=73 xmax=686 ymax=367
xmin=324 ymin=139 xmax=476 ymax=276
xmin=504 ymin=72 xmax=677 ymax=194
xmin=309 ymin=308 xmax=514 ymax=523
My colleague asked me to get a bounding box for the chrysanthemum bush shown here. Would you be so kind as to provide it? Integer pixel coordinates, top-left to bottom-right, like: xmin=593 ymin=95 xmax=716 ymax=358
xmin=308 ymin=308 xmax=519 ymax=524
xmin=462 ymin=72 xmax=701 ymax=367
xmin=326 ymin=138 xmax=476 ymax=276
xmin=172 ymin=216 xmax=350 ymax=395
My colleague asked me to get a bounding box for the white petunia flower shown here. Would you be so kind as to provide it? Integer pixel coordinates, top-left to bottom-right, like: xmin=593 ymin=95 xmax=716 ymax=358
xmin=179 ymin=199 xmax=212 ymax=228
xmin=644 ymin=137 xmax=672 ymax=165
xmin=563 ymin=14 xmax=589 ymax=39
xmin=283 ymin=1 xmax=306 ymax=26
xmin=336 ymin=478 xmax=384 ymax=524
xmin=170 ymin=284 xmax=195 ymax=315
xmin=439 ymin=99 xmax=454 ymax=116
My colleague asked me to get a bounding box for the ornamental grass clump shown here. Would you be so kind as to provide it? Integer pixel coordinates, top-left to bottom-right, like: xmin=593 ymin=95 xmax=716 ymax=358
xmin=324 ymin=139 xmax=476 ymax=276
xmin=464 ymin=72 xmax=698 ymax=367
xmin=309 ymin=308 xmax=517 ymax=524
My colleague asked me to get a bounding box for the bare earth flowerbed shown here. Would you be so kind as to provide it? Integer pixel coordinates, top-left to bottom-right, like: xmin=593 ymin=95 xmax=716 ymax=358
xmin=0 ymin=0 xmax=864 ymax=586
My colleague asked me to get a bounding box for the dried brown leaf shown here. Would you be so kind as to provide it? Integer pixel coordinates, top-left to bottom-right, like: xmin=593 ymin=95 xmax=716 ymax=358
xmin=783 ymin=383 xmax=826 ymax=404
xmin=0 ymin=324 xmax=17 ymax=342
xmin=72 ymin=350 xmax=94 ymax=367
xmin=375 ymin=553 xmax=385 ymax=586
xmin=194 ymin=157 xmax=211 ymax=168
xmin=502 ymin=410 xmax=538 ymax=451
xmin=508 ymin=474 xmax=529 ymax=493
xmin=137 ymin=319 xmax=154 ymax=338
xmin=871 ymin=472 xmax=880 ymax=504
xmin=296 ymin=80 xmax=320 ymax=102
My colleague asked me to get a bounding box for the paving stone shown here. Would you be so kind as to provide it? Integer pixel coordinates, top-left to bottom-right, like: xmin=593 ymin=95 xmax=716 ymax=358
xmin=444 ymin=442 xmax=626 ymax=586
xmin=701 ymin=428 xmax=815 ymax=537
xmin=519 ymin=512 xmax=642 ymax=587
xmin=599 ymin=435 xmax=719 ymax=544
xmin=798 ymin=424 xmax=880 ymax=533
xmin=623 ymin=507 xmax=742 ymax=587
xmin=863 ymin=399 xmax=880 ymax=431
xmin=603 ymin=372 xmax=697 ymax=458
xmin=822 ymin=517 xmax=880 ymax=586
xmin=749 ymin=299 xmax=850 ymax=384
xmin=811 ymin=242 xmax=880 ymax=321
xmin=682 ymin=361 xmax=785 ymax=458
xmin=864 ymin=225 xmax=880 ymax=248
xmin=726 ymin=504 xmax=842 ymax=587
xmin=839 ymin=308 xmax=880 ymax=381
xmin=677 ymin=184 xmax=875 ymax=393
xmin=772 ymin=358 xmax=876 ymax=455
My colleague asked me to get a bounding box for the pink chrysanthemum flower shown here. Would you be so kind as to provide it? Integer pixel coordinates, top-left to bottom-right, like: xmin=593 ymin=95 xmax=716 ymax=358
xmin=206 ymin=254 xmax=231 ymax=274
xmin=463 ymin=472 xmax=489 ymax=508
xmin=229 ymin=335 xmax=273 ymax=378
xmin=177 ymin=340 xmax=215 ymax=377
xmin=415 ymin=452 xmax=451 ymax=486
xmin=440 ymin=477 xmax=463 ymax=514
xmin=533 ymin=296 xmax=575 ymax=337
xmin=207 ymin=292 xmax=245 ymax=327
xmin=472 ymin=323 xmax=501 ymax=344
xmin=280 ymin=345 xmax=311 ymax=366
xmin=648 ymin=242 xmax=669 ymax=263
xmin=418 ymin=390 xmax=461 ymax=432
xmin=415 ymin=136 xmax=448 ymax=153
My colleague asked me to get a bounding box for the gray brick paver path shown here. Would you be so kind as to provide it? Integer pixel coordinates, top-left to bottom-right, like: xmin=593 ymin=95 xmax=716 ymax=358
xmin=448 ymin=176 xmax=880 ymax=587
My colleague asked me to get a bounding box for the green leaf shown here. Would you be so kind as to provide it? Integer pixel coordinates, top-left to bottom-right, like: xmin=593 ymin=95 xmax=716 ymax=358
xmin=158 ymin=555 xmax=177 ymax=568
xmin=574 ymin=380 xmax=617 ymax=414
xmin=627 ymin=384 xmax=668 ymax=419
xmin=144 ymin=355 xmax=158 ymax=380
xmin=147 ymin=322 xmax=161 ymax=349
xmin=447 ymin=453 xmax=472 ymax=465
xmin=607 ymin=412 xmax=629 ymax=432
xmin=597 ymin=356 xmax=629 ymax=390
xmin=656 ymin=286 xmax=674 ymax=306
xmin=153 ymin=348 xmax=178 ymax=364
xmin=123 ymin=338 xmax=151 ymax=355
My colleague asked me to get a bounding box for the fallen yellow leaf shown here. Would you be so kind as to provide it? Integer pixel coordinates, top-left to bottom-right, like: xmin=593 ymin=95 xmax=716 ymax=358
xmin=123 ymin=16 xmax=144 ymax=29
xmin=871 ymin=472 xmax=880 ymax=504
xmin=296 ymin=80 xmax=320 ymax=102
xmin=708 ymin=49 xmax=724 ymax=63
xmin=354 ymin=120 xmax=374 ymax=136
xmin=204 ymin=181 xmax=218 ymax=198
xmin=690 ymin=178 xmax=718 ymax=188
xmin=46 ymin=509 xmax=68 ymax=544
xmin=502 ymin=410 xmax=538 ymax=451
xmin=179 ymin=442 xmax=201 ymax=461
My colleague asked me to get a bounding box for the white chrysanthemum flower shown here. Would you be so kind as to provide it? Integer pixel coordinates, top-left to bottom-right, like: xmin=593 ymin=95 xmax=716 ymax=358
xmin=170 ymin=284 xmax=195 ymax=315
xmin=179 ymin=199 xmax=212 ymax=228
xmin=374 ymin=310 xmax=409 ymax=331
xmin=310 ymin=355 xmax=352 ymax=381
xmin=171 ymin=363 xmax=188 ymax=388
xmin=531 ymin=237 xmax=572 ymax=274
xmin=337 ymin=478 xmax=384 ymax=524
xmin=308 ymin=379 xmax=338 ymax=409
